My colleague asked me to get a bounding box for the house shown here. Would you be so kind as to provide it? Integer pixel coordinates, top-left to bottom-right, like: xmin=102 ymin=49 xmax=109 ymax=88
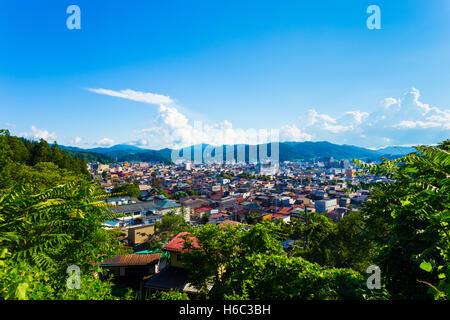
xmin=127 ymin=224 xmax=155 ymax=246
xmin=351 ymin=194 xmax=369 ymax=207
xmin=327 ymin=207 xmax=349 ymax=223
xmin=315 ymin=199 xmax=338 ymax=213
xmin=143 ymin=232 xmax=212 ymax=298
xmin=272 ymin=214 xmax=291 ymax=223
xmin=110 ymin=199 xmax=183 ymax=223
xmin=194 ymin=206 xmax=214 ymax=217
xmin=208 ymin=212 xmax=230 ymax=224
xmin=100 ymin=253 xmax=161 ymax=278
xmin=99 ymin=253 xmax=161 ymax=291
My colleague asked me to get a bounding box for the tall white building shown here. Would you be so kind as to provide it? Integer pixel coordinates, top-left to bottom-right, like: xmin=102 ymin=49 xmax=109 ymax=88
xmin=315 ymin=199 xmax=338 ymax=213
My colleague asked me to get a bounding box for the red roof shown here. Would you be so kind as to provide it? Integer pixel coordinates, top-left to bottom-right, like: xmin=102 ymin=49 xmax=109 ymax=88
xmin=236 ymin=197 xmax=245 ymax=204
xmin=163 ymin=232 xmax=200 ymax=253
xmin=194 ymin=207 xmax=212 ymax=213
xmin=277 ymin=207 xmax=292 ymax=215
xmin=209 ymin=213 xmax=229 ymax=219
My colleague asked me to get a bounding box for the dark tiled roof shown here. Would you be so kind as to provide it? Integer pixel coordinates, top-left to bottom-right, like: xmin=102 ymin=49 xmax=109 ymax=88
xmin=144 ymin=266 xmax=190 ymax=291
xmin=110 ymin=200 xmax=181 ymax=214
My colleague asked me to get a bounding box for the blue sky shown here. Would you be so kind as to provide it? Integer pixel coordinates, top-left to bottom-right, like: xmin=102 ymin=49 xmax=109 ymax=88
xmin=1 ymin=0 xmax=449 ymax=149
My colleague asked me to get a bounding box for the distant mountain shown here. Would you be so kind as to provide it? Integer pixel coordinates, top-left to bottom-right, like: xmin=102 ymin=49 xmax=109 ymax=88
xmin=52 ymin=144 xmax=112 ymax=163
xmin=59 ymin=141 xmax=415 ymax=164
xmin=375 ymin=146 xmax=416 ymax=156
xmin=59 ymin=144 xmax=171 ymax=163
xmin=88 ymin=144 xmax=143 ymax=154
xmin=278 ymin=141 xmax=382 ymax=162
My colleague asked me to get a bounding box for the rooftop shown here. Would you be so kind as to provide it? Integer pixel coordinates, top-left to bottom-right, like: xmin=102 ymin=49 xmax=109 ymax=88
xmin=100 ymin=253 xmax=161 ymax=267
xmin=163 ymin=232 xmax=200 ymax=253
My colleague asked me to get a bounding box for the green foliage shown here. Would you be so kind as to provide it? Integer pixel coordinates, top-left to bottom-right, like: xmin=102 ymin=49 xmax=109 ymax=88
xmin=111 ymin=183 xmax=141 ymax=198
xmin=150 ymin=289 xmax=189 ymax=300
xmin=182 ymin=222 xmax=374 ymax=300
xmin=58 ymin=273 xmax=133 ymax=300
xmin=0 ymin=180 xmax=122 ymax=273
xmin=186 ymin=189 xmax=198 ymax=196
xmin=0 ymin=247 xmax=132 ymax=300
xmin=288 ymin=213 xmax=337 ymax=266
xmin=63 ymin=149 xmax=112 ymax=164
xmin=147 ymin=212 xmax=192 ymax=250
xmin=0 ymin=131 xmax=90 ymax=188
xmin=227 ymin=253 xmax=368 ymax=300
xmin=0 ymin=248 xmax=55 ymax=300
xmin=7 ymin=162 xmax=82 ymax=191
xmin=0 ymin=172 xmax=130 ymax=299
xmin=200 ymin=213 xmax=209 ymax=224
xmin=356 ymin=140 xmax=450 ymax=299
xmin=285 ymin=212 xmax=378 ymax=274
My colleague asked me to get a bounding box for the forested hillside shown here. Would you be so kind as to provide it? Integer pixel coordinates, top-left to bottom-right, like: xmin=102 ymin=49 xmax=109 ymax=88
xmin=0 ymin=129 xmax=132 ymax=300
xmin=1 ymin=130 xmax=89 ymax=179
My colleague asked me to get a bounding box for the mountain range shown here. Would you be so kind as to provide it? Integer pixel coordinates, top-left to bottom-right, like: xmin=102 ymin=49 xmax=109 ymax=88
xmin=58 ymin=141 xmax=417 ymax=164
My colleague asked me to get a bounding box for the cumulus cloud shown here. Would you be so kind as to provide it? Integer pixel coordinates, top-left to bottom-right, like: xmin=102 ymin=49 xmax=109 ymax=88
xmin=96 ymin=137 xmax=115 ymax=147
xmin=20 ymin=126 xmax=57 ymax=142
xmin=87 ymin=87 xmax=448 ymax=149
xmin=74 ymin=136 xmax=82 ymax=144
xmin=137 ymin=116 xmax=282 ymax=150
xmin=280 ymin=125 xmax=312 ymax=142
xmin=88 ymin=88 xmax=284 ymax=149
xmin=297 ymin=88 xmax=449 ymax=147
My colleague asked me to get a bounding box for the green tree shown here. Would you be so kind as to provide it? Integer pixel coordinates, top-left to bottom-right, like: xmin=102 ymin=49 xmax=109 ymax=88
xmin=147 ymin=212 xmax=191 ymax=249
xmin=0 ymin=179 xmax=128 ymax=299
xmin=151 ymin=289 xmax=189 ymax=300
xmin=182 ymin=223 xmax=378 ymax=300
xmin=333 ymin=211 xmax=378 ymax=273
xmin=355 ymin=140 xmax=450 ymax=299
xmin=288 ymin=213 xmax=338 ymax=267
xmin=111 ymin=183 xmax=141 ymax=198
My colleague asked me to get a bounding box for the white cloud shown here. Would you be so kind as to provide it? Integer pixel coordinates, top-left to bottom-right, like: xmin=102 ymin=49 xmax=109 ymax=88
xmin=74 ymin=136 xmax=82 ymax=144
xmin=280 ymin=125 xmax=312 ymax=142
xmin=392 ymin=120 xmax=441 ymax=129
xmin=297 ymin=88 xmax=450 ymax=147
xmin=158 ymin=104 xmax=189 ymax=128
xmin=20 ymin=126 xmax=57 ymax=142
xmin=86 ymin=88 xmax=173 ymax=105
xmin=87 ymin=88 xmax=283 ymax=149
xmin=96 ymin=137 xmax=115 ymax=147
xmin=86 ymin=87 xmax=449 ymax=149
xmin=306 ymin=109 xmax=337 ymax=126
xmin=344 ymin=111 xmax=369 ymax=124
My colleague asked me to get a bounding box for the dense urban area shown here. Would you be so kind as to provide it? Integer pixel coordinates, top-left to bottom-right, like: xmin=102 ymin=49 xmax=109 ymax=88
xmin=0 ymin=130 xmax=448 ymax=300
